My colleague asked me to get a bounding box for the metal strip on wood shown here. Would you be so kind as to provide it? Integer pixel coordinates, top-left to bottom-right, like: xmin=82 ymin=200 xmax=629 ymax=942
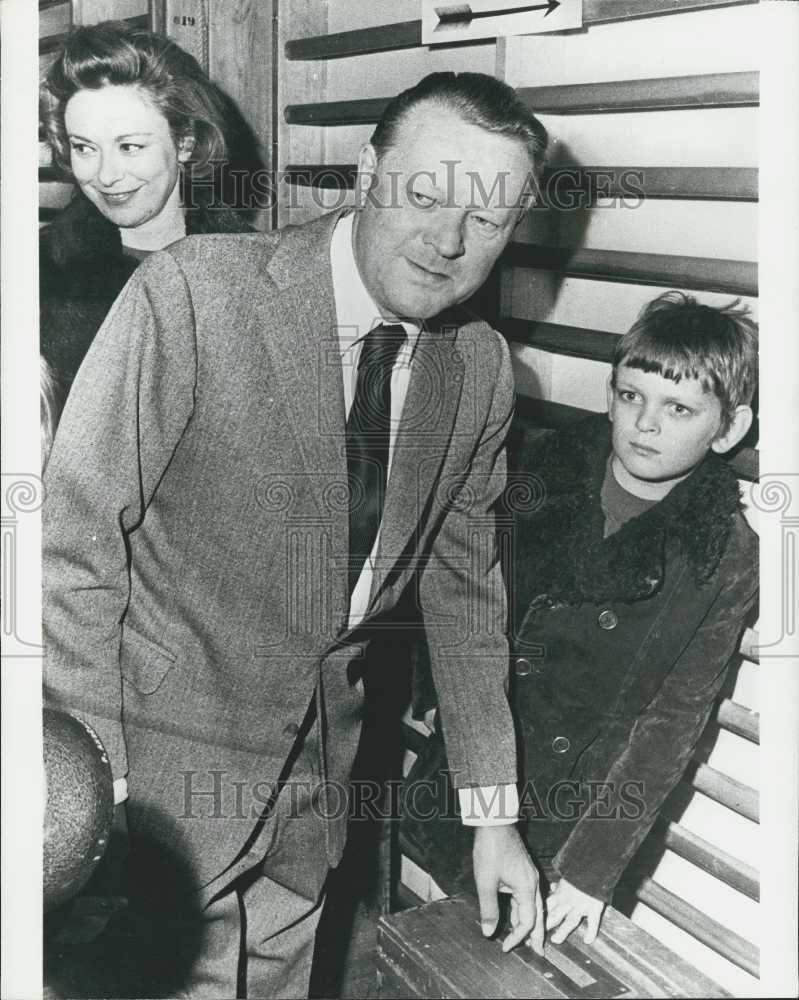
xmin=285 ymin=1 xmax=757 ymax=61
xmin=284 ymin=72 xmax=758 ymax=126
xmin=283 ymin=164 xmax=757 ymax=201
xmin=633 ymin=878 xmax=759 ymax=977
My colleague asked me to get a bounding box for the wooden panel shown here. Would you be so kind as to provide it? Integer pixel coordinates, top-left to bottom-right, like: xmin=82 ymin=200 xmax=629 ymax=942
xmin=284 ymin=72 xmax=758 ymax=126
xmin=207 ymin=0 xmax=274 ymax=228
xmin=686 ymin=761 xmax=759 ymax=823
xmin=378 ymin=895 xmax=729 ymax=998
xmin=501 ymin=319 xmax=618 ymax=362
xmin=633 ymin=878 xmax=758 ymax=977
xmin=284 ymin=164 xmax=758 ymax=202
xmin=654 ymin=819 xmax=759 ymax=900
xmin=73 ymin=0 xmax=148 ymax=25
xmin=505 ymin=244 xmax=757 ymax=296
xmin=41 ymin=12 xmax=149 ymax=53
xmin=285 ymin=1 xmax=757 ymax=61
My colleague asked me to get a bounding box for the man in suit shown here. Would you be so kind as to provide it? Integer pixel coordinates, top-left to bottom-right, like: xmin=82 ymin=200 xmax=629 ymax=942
xmin=43 ymin=72 xmax=548 ymax=997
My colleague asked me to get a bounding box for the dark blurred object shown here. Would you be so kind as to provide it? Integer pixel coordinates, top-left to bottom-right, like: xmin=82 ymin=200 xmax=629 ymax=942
xmin=43 ymin=709 xmax=114 ymax=911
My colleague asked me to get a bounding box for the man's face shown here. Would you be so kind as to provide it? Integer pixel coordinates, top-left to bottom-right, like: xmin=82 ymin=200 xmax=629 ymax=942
xmin=352 ymin=102 xmax=534 ymax=321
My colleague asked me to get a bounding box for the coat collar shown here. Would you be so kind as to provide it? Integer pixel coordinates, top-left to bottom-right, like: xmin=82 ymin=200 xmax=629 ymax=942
xmin=508 ymin=413 xmax=744 ymax=619
xmin=43 ymin=187 xmax=250 ymax=272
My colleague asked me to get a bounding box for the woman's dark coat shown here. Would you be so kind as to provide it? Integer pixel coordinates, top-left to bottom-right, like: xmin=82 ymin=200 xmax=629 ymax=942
xmin=40 ymin=191 xmax=252 ymax=395
xmin=402 ymin=414 xmax=758 ymax=902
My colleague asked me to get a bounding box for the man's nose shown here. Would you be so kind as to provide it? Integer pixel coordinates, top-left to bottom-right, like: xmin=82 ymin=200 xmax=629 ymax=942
xmin=635 ymin=405 xmax=660 ymax=433
xmin=96 ymin=149 xmax=124 ymax=188
xmin=425 ymin=211 xmax=465 ymax=259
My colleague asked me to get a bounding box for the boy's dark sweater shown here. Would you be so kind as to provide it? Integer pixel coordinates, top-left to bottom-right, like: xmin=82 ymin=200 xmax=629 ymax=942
xmin=402 ymin=413 xmax=758 ymax=902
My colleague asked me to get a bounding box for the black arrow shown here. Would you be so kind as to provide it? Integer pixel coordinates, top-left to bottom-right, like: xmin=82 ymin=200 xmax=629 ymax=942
xmin=434 ymin=1 xmax=561 ymax=29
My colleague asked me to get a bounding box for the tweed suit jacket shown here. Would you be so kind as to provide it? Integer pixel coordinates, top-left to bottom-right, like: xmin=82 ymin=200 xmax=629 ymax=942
xmin=43 ymin=209 xmax=518 ymax=892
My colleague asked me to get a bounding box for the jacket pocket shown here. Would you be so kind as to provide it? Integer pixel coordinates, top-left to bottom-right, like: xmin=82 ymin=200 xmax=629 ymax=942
xmin=120 ymin=623 xmax=177 ymax=695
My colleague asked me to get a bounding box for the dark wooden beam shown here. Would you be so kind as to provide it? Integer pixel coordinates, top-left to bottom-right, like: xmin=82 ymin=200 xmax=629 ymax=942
xmin=283 ymin=164 xmax=758 ymax=201
xmin=505 ymin=243 xmax=758 ymax=296
xmin=285 ymin=0 xmax=757 ymax=61
xmin=284 ymin=71 xmax=758 ymax=125
xmin=499 ymin=318 xmax=619 ymax=362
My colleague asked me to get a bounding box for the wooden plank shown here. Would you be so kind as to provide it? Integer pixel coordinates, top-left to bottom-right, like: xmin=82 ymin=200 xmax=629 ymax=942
xmin=500 ymin=319 xmax=618 ymax=362
xmin=686 ymin=761 xmax=759 ymax=822
xmin=284 ymin=164 xmax=757 ymax=201
xmin=633 ymin=878 xmax=759 ymax=977
xmin=505 ymin=244 xmax=758 ymax=296
xmin=207 ymin=0 xmax=274 ymax=227
xmin=715 ymin=698 xmax=759 ymax=743
xmin=378 ymin=895 xmax=728 ymax=998
xmin=284 ymin=72 xmax=758 ymax=126
xmin=739 ymin=626 xmax=759 ymax=662
xmin=654 ymin=819 xmax=760 ymax=900
xmin=285 ymin=1 xmax=756 ymax=60
xmin=517 ymin=71 xmax=759 ymax=115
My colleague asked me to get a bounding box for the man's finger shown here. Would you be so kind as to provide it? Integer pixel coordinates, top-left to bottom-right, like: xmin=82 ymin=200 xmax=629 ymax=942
xmin=528 ymin=886 xmax=545 ymax=956
xmin=501 ymin=892 xmax=534 ymax=953
xmin=475 ymin=878 xmax=500 ymax=938
xmin=550 ymin=912 xmax=582 ymax=945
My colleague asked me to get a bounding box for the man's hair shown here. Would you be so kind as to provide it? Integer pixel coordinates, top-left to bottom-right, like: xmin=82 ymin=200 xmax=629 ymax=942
xmin=370 ymin=71 xmax=548 ymax=180
xmin=613 ymin=291 xmax=758 ymax=432
xmin=41 ymin=20 xmax=228 ymax=175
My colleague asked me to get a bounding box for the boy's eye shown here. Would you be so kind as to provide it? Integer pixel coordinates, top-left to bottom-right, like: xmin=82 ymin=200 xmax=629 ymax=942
xmin=618 ymin=389 xmax=639 ymax=403
xmin=670 ymin=403 xmax=692 ymax=416
xmin=69 ymin=142 xmax=95 ymax=157
xmin=409 ymin=190 xmax=435 ymax=208
xmin=120 ymin=142 xmax=145 ymax=153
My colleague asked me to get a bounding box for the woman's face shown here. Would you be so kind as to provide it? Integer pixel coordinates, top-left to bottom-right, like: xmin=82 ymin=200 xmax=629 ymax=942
xmin=64 ymin=84 xmax=191 ymax=228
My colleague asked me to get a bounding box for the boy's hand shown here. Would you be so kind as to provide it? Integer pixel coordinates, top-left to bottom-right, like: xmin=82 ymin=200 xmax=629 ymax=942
xmin=546 ymin=878 xmax=604 ymax=944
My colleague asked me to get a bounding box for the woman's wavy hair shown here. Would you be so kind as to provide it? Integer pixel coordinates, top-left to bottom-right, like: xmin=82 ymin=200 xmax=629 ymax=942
xmin=41 ymin=20 xmax=228 ymax=177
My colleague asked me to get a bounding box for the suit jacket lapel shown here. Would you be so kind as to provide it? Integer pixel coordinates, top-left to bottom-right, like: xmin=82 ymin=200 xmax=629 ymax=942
xmin=370 ymin=320 xmax=465 ymax=602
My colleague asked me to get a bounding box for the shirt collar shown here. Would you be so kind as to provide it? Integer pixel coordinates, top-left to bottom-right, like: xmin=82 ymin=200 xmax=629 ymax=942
xmin=330 ymin=211 xmax=422 ymax=358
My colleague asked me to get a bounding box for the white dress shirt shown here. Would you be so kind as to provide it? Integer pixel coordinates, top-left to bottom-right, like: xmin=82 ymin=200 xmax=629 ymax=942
xmin=330 ymin=212 xmax=517 ymax=826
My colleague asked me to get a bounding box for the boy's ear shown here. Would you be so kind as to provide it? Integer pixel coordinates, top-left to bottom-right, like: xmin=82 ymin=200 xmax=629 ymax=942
xmin=605 ymin=373 xmax=615 ymax=417
xmin=711 ymin=404 xmax=753 ymax=455
xmin=355 ymin=143 xmax=378 ymax=208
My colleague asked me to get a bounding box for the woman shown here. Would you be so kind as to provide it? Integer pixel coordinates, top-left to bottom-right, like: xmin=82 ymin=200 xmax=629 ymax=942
xmin=40 ymin=20 xmax=254 ymax=395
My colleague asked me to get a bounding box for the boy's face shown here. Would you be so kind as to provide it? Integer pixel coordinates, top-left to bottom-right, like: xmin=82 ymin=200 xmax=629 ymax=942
xmin=608 ymin=364 xmax=727 ymax=488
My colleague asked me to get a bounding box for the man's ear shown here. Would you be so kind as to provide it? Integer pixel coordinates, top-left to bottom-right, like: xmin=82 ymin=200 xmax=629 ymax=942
xmin=606 ymin=373 xmax=615 ymax=417
xmin=355 ymin=143 xmax=378 ymax=208
xmin=711 ymin=404 xmax=753 ymax=454
xmin=177 ymin=134 xmax=196 ymax=163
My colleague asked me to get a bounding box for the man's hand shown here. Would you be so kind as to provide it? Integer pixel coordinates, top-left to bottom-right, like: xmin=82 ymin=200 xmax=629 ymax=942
xmin=472 ymin=825 xmax=544 ymax=955
xmin=546 ymin=878 xmax=605 ymax=944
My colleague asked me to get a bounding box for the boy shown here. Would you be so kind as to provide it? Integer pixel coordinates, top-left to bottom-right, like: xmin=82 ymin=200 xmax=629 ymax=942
xmin=401 ymin=290 xmax=758 ymax=945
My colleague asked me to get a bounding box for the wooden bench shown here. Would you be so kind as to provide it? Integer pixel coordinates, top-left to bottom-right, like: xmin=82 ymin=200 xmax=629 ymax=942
xmin=377 ymin=894 xmax=729 ymax=998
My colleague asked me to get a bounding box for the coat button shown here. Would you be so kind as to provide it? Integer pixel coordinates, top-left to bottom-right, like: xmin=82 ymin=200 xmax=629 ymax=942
xmin=597 ymin=609 xmax=618 ymax=630
xmin=514 ymin=657 xmax=532 ymax=676
xmin=552 ymin=736 xmax=571 ymax=754
xmin=283 ymin=722 xmax=300 ymax=737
